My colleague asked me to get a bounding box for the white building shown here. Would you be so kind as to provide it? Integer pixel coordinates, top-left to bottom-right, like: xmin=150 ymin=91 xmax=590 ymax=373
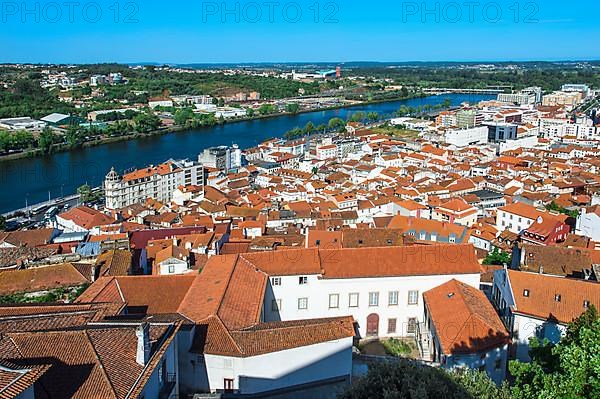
xmin=491 ymin=269 xmax=599 ymax=362
xmin=258 ymin=245 xmax=481 ymax=338
xmin=495 ymin=202 xmax=543 ymax=234
xmin=576 ymin=205 xmax=600 ymax=241
xmin=104 ymin=159 xmax=204 ymax=210
xmin=0 ymin=117 xmax=46 ymax=131
xmin=497 ymin=92 xmax=536 ymax=106
xmin=316 ymin=144 xmax=338 ymax=160
xmin=148 ymin=98 xmax=174 ymax=109
xmin=445 ymin=126 xmax=488 ymax=148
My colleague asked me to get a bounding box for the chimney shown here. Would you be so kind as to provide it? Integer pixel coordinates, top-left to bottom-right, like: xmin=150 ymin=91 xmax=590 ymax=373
xmin=136 ymin=323 xmax=151 ymax=366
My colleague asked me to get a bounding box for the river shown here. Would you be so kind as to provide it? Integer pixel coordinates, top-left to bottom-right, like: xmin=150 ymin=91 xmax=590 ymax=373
xmin=0 ymin=94 xmax=493 ymax=213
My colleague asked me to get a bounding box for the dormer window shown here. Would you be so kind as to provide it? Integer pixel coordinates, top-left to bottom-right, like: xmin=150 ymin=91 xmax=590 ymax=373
xmin=554 ymin=294 xmax=561 ymax=302
xmin=584 ymin=300 xmax=590 ymax=309
xmin=523 ymin=289 xmax=530 ymax=297
xmin=315 ymin=240 xmax=321 ymax=246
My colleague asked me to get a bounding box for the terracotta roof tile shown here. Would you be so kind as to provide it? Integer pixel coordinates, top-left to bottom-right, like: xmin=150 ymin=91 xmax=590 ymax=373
xmin=507 ymin=270 xmax=600 ymax=324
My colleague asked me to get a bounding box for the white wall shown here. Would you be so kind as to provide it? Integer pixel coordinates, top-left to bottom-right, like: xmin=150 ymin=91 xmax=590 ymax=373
xmin=204 ymin=337 xmax=352 ymax=394
xmin=264 ymin=273 xmax=481 ymax=338
xmin=576 ymin=210 xmax=600 ymax=241
xmin=513 ymin=314 xmax=566 ymax=362
xmin=496 ymin=210 xmax=533 ymax=234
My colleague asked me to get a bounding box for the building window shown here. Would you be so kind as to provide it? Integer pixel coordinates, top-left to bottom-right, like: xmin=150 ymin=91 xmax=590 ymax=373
xmin=271 ymin=277 xmax=281 ymax=286
xmin=408 ymin=290 xmax=419 ymax=305
xmin=449 ymin=236 xmax=456 ymax=243
xmin=271 ymin=299 xmax=281 ymax=312
xmin=349 ymin=293 xmax=359 ymax=308
xmin=388 ymin=318 xmax=397 ymax=334
xmin=168 ymin=265 xmax=175 ymax=274
xmin=407 ymin=318 xmax=417 ymax=334
xmin=329 ymin=294 xmax=340 ymax=309
xmin=369 ymin=292 xmax=379 ymax=307
xmin=388 ymin=291 xmax=399 ymax=306
xmin=298 ymin=297 xmax=308 ymax=310
xmin=495 ymin=358 xmax=502 ymax=370
xmin=299 ymin=276 xmax=308 ymax=285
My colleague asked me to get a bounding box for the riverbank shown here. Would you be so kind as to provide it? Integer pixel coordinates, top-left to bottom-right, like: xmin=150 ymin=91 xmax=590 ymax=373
xmin=0 ymin=93 xmax=495 ymax=213
xmin=0 ymin=94 xmax=424 ymax=163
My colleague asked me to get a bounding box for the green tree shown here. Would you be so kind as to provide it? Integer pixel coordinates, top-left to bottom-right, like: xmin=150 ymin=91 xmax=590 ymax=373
xmin=37 ymin=127 xmax=59 ymax=153
xmin=246 ymin=107 xmax=255 ymax=117
xmin=77 ymin=184 xmax=101 ymax=204
xmin=303 ymin=121 xmax=315 ymax=135
xmin=65 ymin=126 xmax=84 ymax=148
xmin=450 ymin=369 xmax=512 ymax=399
xmin=338 ymin=360 xmax=505 ymax=399
xmin=350 ymin=111 xmax=366 ymax=123
xmin=367 ymin=112 xmax=379 ymax=122
xmin=483 ymin=248 xmax=512 ymax=266
xmin=328 ymin=117 xmax=346 ymax=132
xmin=510 ymin=306 xmax=600 ymax=399
xmin=134 ymin=112 xmax=161 ymax=133
xmin=285 ymin=103 xmax=300 ymax=114
xmin=174 ymin=108 xmax=194 ymax=126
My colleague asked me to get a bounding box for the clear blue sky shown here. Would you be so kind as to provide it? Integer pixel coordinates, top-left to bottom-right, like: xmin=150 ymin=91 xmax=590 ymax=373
xmin=1 ymin=0 xmax=599 ymax=63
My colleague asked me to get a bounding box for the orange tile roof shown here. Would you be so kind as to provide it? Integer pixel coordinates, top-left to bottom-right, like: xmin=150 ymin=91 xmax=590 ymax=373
xmin=508 ymin=270 xmax=600 ymax=324
xmin=424 ymin=279 xmax=509 ymax=355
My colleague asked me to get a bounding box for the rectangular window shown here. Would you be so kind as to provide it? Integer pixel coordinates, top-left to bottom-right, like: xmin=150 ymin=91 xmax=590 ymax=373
xmin=407 ymin=318 xmax=417 ymax=334
xmin=369 ymin=292 xmax=379 ymax=307
xmin=408 ymin=290 xmax=419 ymax=305
xmin=388 ymin=318 xmax=397 ymax=334
xmin=349 ymin=293 xmax=359 ymax=308
xmin=271 ymin=299 xmax=281 ymax=312
xmin=388 ymin=291 xmax=399 ymax=306
xmin=298 ymin=297 xmax=308 ymax=310
xmin=299 ymin=276 xmax=308 ymax=285
xmin=168 ymin=265 xmax=175 ymax=274
xmin=271 ymin=277 xmax=281 ymax=286
xmin=329 ymin=294 xmax=340 ymax=309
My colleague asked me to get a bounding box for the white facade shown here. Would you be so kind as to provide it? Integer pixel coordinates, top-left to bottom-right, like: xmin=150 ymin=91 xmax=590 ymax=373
xmin=445 ymin=126 xmax=488 ymax=148
xmin=576 ymin=208 xmax=600 ymax=241
xmin=202 ymin=338 xmax=352 ymax=395
xmin=495 ymin=209 xmax=534 ymax=234
xmin=104 ymin=160 xmax=204 ymax=210
xmin=159 ymin=257 xmax=191 ymax=275
xmin=264 ymin=273 xmax=481 ymax=338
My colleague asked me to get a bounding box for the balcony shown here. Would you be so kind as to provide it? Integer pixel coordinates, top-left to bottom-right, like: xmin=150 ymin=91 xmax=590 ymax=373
xmin=159 ymin=373 xmax=177 ymax=399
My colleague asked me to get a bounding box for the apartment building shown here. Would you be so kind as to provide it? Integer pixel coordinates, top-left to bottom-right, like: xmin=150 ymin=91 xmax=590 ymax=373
xmin=104 ymin=159 xmax=204 ymax=210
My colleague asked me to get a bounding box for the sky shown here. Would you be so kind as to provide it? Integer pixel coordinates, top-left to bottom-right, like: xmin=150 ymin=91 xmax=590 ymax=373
xmin=1 ymin=0 xmax=599 ymax=63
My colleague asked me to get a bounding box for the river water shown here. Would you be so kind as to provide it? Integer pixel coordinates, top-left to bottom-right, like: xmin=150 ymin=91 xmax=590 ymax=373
xmin=0 ymin=94 xmax=493 ymax=213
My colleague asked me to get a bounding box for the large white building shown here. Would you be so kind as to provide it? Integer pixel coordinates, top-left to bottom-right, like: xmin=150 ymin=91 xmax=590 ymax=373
xmin=254 ymin=245 xmax=481 ymax=338
xmin=104 ymin=159 xmax=204 ymax=210
xmin=445 ymin=126 xmax=488 ymax=148
xmin=497 ymin=92 xmax=536 ymax=106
